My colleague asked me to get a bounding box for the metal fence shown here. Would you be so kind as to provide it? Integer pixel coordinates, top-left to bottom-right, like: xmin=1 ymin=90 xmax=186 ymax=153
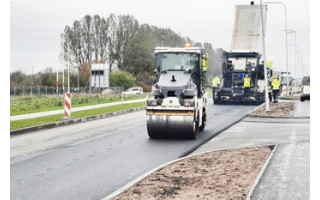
xmin=10 ymin=86 xmax=124 ymax=96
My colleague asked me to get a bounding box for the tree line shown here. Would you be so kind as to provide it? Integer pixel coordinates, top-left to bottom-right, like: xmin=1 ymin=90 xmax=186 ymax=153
xmin=11 ymin=13 xmax=224 ymax=91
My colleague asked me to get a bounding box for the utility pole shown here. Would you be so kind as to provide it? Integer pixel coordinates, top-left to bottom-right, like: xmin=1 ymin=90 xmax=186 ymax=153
xmin=56 ymin=68 xmax=59 ymax=94
xmin=266 ymin=1 xmax=289 ymax=96
xmin=68 ymin=41 xmax=70 ymax=93
xmin=286 ymin=30 xmax=297 ymax=79
xmin=99 ymin=61 xmax=101 ymax=93
xmin=60 ymin=33 xmax=65 ymax=93
xmin=260 ymin=0 xmax=270 ymax=111
xmin=89 ymin=33 xmax=93 ymax=93
xmin=31 ymin=66 xmax=33 ymax=95
xmin=77 ymin=66 xmax=80 ymax=92
xmin=63 ymin=64 xmax=65 ymax=93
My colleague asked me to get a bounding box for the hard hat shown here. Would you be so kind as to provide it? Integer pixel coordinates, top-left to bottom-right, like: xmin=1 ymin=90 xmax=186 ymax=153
xmin=273 ymin=76 xmax=277 ymax=79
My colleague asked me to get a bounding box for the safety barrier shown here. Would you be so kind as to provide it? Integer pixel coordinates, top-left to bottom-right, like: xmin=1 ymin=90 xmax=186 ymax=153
xmin=64 ymin=93 xmax=71 ymax=118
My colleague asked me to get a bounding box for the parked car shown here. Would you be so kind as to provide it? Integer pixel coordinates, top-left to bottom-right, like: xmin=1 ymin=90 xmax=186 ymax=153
xmin=300 ymin=76 xmax=310 ymax=101
xmin=123 ymin=87 xmax=143 ymax=95
xmin=101 ymin=88 xmax=114 ymax=94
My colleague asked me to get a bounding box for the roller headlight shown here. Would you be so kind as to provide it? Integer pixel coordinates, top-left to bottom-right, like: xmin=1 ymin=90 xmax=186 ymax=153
xmin=147 ymin=99 xmax=158 ymax=106
xmin=184 ymin=100 xmax=195 ymax=107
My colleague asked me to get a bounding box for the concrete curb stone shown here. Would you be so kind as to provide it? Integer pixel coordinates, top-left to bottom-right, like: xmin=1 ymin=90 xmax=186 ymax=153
xmin=10 ymin=106 xmax=146 ymax=136
xmin=246 ymin=145 xmax=278 ymax=200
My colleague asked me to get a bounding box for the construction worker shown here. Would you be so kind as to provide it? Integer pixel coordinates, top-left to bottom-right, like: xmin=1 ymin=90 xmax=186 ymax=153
xmin=268 ymin=83 xmax=273 ymax=102
xmin=243 ymin=74 xmax=251 ymax=98
xmin=212 ymin=76 xmax=221 ymax=101
xmin=272 ymin=75 xmax=280 ymax=103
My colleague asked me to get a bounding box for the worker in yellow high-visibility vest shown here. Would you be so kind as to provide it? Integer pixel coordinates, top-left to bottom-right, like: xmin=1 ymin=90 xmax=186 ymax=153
xmin=212 ymin=76 xmax=221 ymax=101
xmin=243 ymin=74 xmax=251 ymax=98
xmin=272 ymin=76 xmax=281 ymax=103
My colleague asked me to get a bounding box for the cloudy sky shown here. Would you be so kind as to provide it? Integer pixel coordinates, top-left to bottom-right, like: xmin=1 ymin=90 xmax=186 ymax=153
xmin=10 ymin=0 xmax=310 ymax=78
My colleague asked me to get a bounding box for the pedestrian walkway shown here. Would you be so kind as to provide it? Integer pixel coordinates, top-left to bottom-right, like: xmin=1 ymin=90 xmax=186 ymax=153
xmin=10 ymin=99 xmax=145 ymax=121
xmin=192 ymin=100 xmax=310 ymax=199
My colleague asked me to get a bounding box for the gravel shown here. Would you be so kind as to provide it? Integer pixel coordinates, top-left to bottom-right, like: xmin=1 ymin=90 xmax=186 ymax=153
xmin=251 ymin=102 xmax=294 ymax=117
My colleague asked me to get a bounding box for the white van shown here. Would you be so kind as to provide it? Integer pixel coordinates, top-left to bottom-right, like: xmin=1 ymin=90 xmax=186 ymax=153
xmin=300 ymin=76 xmax=310 ymax=101
xmin=123 ymin=87 xmax=143 ymax=95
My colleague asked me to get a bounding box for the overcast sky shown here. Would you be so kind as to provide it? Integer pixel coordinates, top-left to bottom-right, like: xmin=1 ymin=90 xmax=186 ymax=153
xmin=10 ymin=0 xmax=310 ymax=78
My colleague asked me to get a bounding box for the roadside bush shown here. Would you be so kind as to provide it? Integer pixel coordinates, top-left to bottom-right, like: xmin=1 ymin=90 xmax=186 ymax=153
xmin=136 ymin=71 xmax=154 ymax=85
xmin=135 ymin=71 xmax=154 ymax=92
xmin=110 ymin=70 xmax=136 ymax=90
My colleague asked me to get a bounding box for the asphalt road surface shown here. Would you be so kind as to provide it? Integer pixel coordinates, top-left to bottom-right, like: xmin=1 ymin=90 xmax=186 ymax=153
xmin=11 ymin=100 xmax=256 ymax=200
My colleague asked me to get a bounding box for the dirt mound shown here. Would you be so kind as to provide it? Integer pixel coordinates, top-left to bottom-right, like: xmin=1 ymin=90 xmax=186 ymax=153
xmin=251 ymin=102 xmax=294 ymax=117
xmin=112 ymin=146 xmax=272 ymax=200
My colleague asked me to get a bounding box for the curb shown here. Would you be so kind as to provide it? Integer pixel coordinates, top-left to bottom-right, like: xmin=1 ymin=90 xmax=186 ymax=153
xmin=290 ymin=101 xmax=296 ymax=117
xmin=246 ymin=102 xmax=265 ymax=117
xmin=179 ymin=114 xmax=248 ymax=158
xmin=10 ymin=106 xmax=146 ymax=136
xmin=103 ymin=105 xmax=254 ymax=199
xmin=278 ymin=96 xmax=300 ymax=100
xmin=103 ymin=145 xmax=277 ymax=200
xmin=246 ymin=144 xmax=278 ymax=200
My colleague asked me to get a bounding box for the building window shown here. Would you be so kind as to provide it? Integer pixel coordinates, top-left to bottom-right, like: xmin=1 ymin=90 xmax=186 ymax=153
xmin=91 ymin=70 xmax=104 ymax=75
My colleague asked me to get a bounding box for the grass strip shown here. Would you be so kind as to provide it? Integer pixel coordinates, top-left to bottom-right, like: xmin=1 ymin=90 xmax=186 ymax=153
xmin=10 ymin=101 xmax=146 ymax=131
xmin=10 ymin=94 xmax=148 ymax=116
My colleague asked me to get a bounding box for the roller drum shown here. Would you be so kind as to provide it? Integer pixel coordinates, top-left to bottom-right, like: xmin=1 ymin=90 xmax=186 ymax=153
xmin=147 ymin=115 xmax=198 ymax=139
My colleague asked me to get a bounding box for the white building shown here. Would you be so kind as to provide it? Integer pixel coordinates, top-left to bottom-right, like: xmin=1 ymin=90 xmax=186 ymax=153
xmin=91 ymin=63 xmax=110 ymax=88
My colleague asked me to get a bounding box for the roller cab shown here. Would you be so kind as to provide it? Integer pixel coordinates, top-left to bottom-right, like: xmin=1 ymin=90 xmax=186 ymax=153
xmin=146 ymin=46 xmax=208 ymax=139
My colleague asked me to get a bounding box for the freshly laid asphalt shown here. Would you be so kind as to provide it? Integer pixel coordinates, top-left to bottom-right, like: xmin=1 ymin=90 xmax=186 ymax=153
xmin=192 ymin=100 xmax=310 ymax=199
xmin=11 ymin=99 xmax=256 ymax=200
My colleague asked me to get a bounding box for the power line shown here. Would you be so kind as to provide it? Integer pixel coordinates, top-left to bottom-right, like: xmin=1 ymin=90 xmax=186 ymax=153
xmin=11 ymin=5 xmax=70 ymax=23
xmin=12 ymin=2 xmax=75 ymax=20
xmin=31 ymin=0 xmax=83 ymax=16
xmin=11 ymin=3 xmax=75 ymax=22
xmin=11 ymin=33 xmax=58 ymax=40
xmin=11 ymin=27 xmax=60 ymax=34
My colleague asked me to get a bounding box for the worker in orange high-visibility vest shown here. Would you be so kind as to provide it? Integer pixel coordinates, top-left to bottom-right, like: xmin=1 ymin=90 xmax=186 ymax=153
xmin=243 ymin=74 xmax=251 ymax=98
xmin=272 ymin=76 xmax=280 ymax=103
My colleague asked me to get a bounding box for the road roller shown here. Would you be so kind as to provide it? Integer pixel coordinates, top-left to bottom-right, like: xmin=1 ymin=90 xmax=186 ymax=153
xmin=146 ymin=44 xmax=208 ymax=139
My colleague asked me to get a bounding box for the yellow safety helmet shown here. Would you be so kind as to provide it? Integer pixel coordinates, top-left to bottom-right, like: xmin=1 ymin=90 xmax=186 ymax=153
xmin=273 ymin=76 xmax=277 ymax=79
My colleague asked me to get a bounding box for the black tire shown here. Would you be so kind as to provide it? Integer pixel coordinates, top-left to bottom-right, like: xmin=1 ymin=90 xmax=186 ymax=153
xmin=147 ymin=129 xmax=161 ymax=139
xmin=186 ymin=118 xmax=199 ymax=139
xmin=300 ymin=96 xmax=305 ymax=102
xmin=199 ymin=111 xmax=206 ymax=131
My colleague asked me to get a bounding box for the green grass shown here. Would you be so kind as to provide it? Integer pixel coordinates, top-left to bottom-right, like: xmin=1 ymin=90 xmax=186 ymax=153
xmin=10 ymin=93 xmax=148 ymax=116
xmin=10 ymin=101 xmax=146 ymax=130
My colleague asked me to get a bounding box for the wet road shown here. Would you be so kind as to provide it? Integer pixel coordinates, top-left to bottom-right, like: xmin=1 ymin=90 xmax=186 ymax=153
xmin=11 ymin=100 xmax=256 ymax=200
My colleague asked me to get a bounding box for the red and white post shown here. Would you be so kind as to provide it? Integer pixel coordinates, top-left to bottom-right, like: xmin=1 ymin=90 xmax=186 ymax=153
xmin=64 ymin=92 xmax=72 ymax=118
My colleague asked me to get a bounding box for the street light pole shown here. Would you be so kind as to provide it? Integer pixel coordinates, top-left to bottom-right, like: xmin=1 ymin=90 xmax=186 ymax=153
xmin=68 ymin=40 xmax=70 ymax=93
xmin=260 ymin=0 xmax=269 ymax=111
xmin=265 ymin=1 xmax=289 ymax=96
xmin=286 ymin=30 xmax=297 ymax=79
